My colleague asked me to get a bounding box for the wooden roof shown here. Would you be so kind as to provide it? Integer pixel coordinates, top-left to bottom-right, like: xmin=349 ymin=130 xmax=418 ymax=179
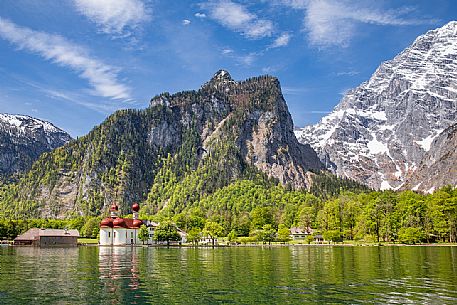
xmin=14 ymin=228 xmax=80 ymax=241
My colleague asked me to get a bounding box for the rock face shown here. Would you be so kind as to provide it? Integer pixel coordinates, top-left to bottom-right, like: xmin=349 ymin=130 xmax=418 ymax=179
xmin=149 ymin=70 xmax=323 ymax=188
xmin=296 ymin=21 xmax=457 ymax=191
xmin=403 ymin=123 xmax=457 ymax=192
xmin=0 ymin=113 xmax=71 ymax=180
xmin=3 ymin=70 xmax=323 ymax=218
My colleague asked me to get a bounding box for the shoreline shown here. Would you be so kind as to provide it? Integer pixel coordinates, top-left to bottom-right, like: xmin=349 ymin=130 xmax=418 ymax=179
xmin=77 ymin=242 xmax=457 ymax=248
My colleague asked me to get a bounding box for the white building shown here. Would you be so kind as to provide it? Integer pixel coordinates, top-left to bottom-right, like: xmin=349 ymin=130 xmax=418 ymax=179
xmin=99 ymin=203 xmax=153 ymax=246
xmin=99 ymin=202 xmax=185 ymax=246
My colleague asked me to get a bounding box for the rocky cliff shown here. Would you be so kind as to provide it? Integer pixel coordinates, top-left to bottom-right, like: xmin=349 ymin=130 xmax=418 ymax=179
xmin=0 ymin=113 xmax=71 ymax=181
xmin=296 ymin=21 xmax=457 ymax=191
xmin=0 ymin=71 xmax=323 ymax=218
xmin=402 ymin=123 xmax=457 ymax=192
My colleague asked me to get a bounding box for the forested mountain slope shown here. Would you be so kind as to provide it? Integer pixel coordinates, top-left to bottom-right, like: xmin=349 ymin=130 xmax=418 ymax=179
xmin=0 ymin=70 xmax=329 ymax=218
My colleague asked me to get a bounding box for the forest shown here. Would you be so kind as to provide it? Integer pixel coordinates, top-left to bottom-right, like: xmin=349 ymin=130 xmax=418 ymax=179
xmin=1 ymin=179 xmax=456 ymax=244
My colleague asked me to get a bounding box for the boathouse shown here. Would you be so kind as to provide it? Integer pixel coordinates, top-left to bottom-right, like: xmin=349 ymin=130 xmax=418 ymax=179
xmin=14 ymin=228 xmax=79 ymax=246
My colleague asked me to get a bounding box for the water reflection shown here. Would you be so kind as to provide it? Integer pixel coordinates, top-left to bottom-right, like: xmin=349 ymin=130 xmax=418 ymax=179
xmin=99 ymin=246 xmax=148 ymax=303
xmin=0 ymin=246 xmax=457 ymax=304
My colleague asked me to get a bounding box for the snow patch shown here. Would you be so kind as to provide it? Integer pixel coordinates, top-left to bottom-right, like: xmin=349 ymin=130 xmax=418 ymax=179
xmin=367 ymin=137 xmax=389 ymax=155
xmin=380 ymin=181 xmax=392 ymax=190
xmin=0 ymin=114 xmax=24 ymax=127
xmin=370 ymin=111 xmax=387 ymax=121
xmin=294 ymin=129 xmax=303 ymax=139
xmin=412 ymin=182 xmax=422 ymax=191
xmin=378 ymin=124 xmax=396 ymax=131
xmin=415 ymin=132 xmax=441 ymax=152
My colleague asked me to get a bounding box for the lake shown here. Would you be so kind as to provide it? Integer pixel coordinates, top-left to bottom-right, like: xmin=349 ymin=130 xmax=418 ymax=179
xmin=0 ymin=245 xmax=456 ymax=304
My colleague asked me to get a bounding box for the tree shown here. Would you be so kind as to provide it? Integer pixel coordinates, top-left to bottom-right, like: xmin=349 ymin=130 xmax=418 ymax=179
xmin=250 ymin=207 xmax=274 ymax=230
xmin=427 ymin=189 xmax=457 ymax=242
xmin=154 ymin=221 xmax=181 ymax=246
xmin=277 ymin=224 xmax=291 ymax=243
xmin=227 ymin=229 xmax=237 ymax=244
xmin=260 ymin=224 xmax=276 ymax=245
xmin=305 ymin=235 xmax=314 ymax=244
xmin=187 ymin=227 xmax=202 ymax=245
xmin=80 ymin=217 xmax=100 ymax=238
xmin=298 ymin=206 xmax=314 ymax=231
xmin=323 ymin=230 xmax=343 ymax=243
xmin=398 ymin=227 xmax=426 ymax=244
xmin=138 ymin=224 xmax=149 ymax=245
xmin=203 ymin=221 xmax=224 ymax=247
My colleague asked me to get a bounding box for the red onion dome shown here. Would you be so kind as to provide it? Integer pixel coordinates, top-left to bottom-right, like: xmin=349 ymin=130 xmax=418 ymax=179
xmin=113 ymin=218 xmax=126 ymax=228
xmin=132 ymin=219 xmax=143 ymax=228
xmin=132 ymin=203 xmax=140 ymax=212
xmin=100 ymin=218 xmax=113 ymax=228
xmin=110 ymin=203 xmax=119 ymax=211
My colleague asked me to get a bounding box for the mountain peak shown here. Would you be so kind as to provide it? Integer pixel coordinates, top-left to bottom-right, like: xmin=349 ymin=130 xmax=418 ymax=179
xmin=437 ymin=20 xmax=457 ymax=33
xmin=296 ymin=21 xmax=457 ymax=191
xmin=211 ymin=69 xmax=233 ymax=83
xmin=0 ymin=113 xmax=71 ymax=180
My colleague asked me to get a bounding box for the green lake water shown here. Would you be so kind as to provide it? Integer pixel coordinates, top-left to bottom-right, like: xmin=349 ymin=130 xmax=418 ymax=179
xmin=0 ymin=245 xmax=456 ymax=304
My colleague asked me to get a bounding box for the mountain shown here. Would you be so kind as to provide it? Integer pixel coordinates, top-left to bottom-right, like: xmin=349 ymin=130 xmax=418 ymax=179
xmin=0 ymin=71 xmax=324 ymax=218
xmin=296 ymin=21 xmax=457 ymax=191
xmin=0 ymin=113 xmax=71 ymax=181
xmin=402 ymin=122 xmax=457 ymax=192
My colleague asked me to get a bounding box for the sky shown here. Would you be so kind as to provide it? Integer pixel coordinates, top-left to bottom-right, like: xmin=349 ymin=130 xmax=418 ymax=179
xmin=0 ymin=0 xmax=456 ymax=137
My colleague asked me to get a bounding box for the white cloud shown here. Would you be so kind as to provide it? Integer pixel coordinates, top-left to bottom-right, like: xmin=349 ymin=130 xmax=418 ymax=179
xmin=0 ymin=17 xmax=131 ymax=100
xmin=335 ymin=70 xmax=359 ymax=76
xmin=73 ymin=0 xmax=151 ymax=36
xmin=282 ymin=87 xmax=309 ymax=95
xmin=182 ymin=19 xmax=191 ymax=26
xmin=220 ymin=47 xmax=257 ymax=65
xmin=239 ymin=52 xmax=256 ymax=65
xmin=221 ymin=48 xmax=234 ymax=55
xmin=262 ymin=66 xmax=276 ymax=74
xmin=270 ymin=32 xmax=291 ymax=48
xmin=202 ymin=1 xmax=273 ymax=39
xmin=282 ymin=0 xmax=433 ymax=47
xmin=195 ymin=12 xmax=207 ymax=18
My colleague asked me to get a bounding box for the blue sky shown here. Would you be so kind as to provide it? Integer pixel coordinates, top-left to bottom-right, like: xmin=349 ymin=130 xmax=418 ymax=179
xmin=0 ymin=0 xmax=455 ymax=137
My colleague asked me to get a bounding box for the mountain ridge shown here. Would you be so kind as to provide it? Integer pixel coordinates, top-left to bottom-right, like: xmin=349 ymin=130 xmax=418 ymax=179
xmin=0 ymin=113 xmax=72 ymax=181
xmin=0 ymin=71 xmax=326 ymax=218
xmin=296 ymin=21 xmax=457 ymax=192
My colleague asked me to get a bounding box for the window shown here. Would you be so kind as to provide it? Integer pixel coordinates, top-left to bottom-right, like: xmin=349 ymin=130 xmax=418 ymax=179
xmin=114 ymin=232 xmax=116 ymax=238
xmin=108 ymin=232 xmax=111 ymax=238
xmin=131 ymin=232 xmax=133 ymax=238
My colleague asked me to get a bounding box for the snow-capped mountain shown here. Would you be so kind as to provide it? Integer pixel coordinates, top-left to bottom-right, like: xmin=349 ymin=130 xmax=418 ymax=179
xmin=296 ymin=21 xmax=457 ymax=191
xmin=0 ymin=113 xmax=72 ymax=179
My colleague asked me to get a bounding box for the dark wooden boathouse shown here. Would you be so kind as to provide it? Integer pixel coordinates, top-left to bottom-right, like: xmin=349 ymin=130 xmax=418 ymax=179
xmin=14 ymin=228 xmax=79 ymax=246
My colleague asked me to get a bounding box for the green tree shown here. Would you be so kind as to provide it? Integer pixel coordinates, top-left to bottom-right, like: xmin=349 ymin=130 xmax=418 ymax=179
xmin=203 ymin=221 xmax=224 ymax=247
xmin=227 ymin=229 xmax=237 ymax=244
xmin=138 ymin=224 xmax=149 ymax=245
xmin=323 ymin=229 xmax=342 ymax=243
xmin=298 ymin=206 xmax=314 ymax=230
xmin=250 ymin=207 xmax=274 ymax=230
xmin=277 ymin=224 xmax=291 ymax=243
xmin=260 ymin=224 xmax=276 ymax=245
xmin=154 ymin=221 xmax=181 ymax=246
xmin=187 ymin=227 xmax=202 ymax=245
xmin=427 ymin=188 xmax=457 ymax=242
xmin=398 ymin=227 xmax=426 ymax=244
xmin=80 ymin=217 xmax=100 ymax=238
